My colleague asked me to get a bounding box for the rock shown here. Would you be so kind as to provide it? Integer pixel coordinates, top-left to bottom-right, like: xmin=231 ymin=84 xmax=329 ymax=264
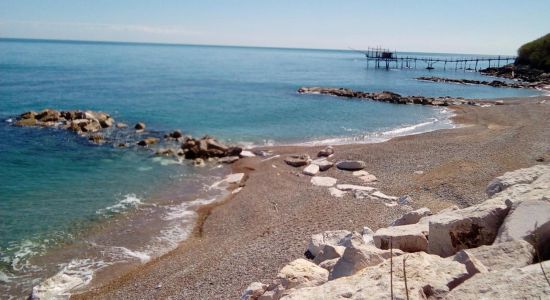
xmin=398 ymin=195 xmax=413 ymax=205
xmin=317 ymin=146 xmax=334 ymax=157
xmin=373 ymin=223 xmax=429 ymax=253
xmin=310 ymin=158 xmax=334 ymax=171
xmin=328 ymin=187 xmax=346 ymax=198
xmin=168 ymin=130 xmax=183 ymax=139
xmin=446 ymin=261 xmax=550 ymax=299
xmin=310 ymin=176 xmax=337 ymax=187
xmin=20 ymin=111 xmax=37 ymax=119
xmin=240 ymin=150 xmax=256 ymax=158
xmin=15 ymin=118 xmax=37 ymax=126
xmin=427 ymin=200 xmax=510 ymax=257
xmin=318 ymin=258 xmax=339 ymax=273
xmin=283 ymin=252 xmax=469 ymax=300
xmin=80 ymin=120 xmax=102 ymax=133
xmin=134 ymin=122 xmax=146 ymax=130
xmin=330 ymin=243 xmax=392 ymax=280
xmin=218 ymin=156 xmax=240 ymax=164
xmin=276 ymin=259 xmax=328 ymax=290
xmin=36 ymin=109 xmax=60 ymax=122
xmin=361 ymin=226 xmax=375 ymax=245
xmin=88 ymin=134 xmax=105 ymax=144
xmin=371 ymin=191 xmax=398 ymax=201
xmin=206 ymin=138 xmax=229 ymax=152
xmin=284 ymin=155 xmax=310 ymax=167
xmin=335 ymin=184 xmax=376 ymax=192
xmin=306 ymin=230 xmax=351 ymax=257
xmin=241 ymin=282 xmax=268 ymax=300
xmin=457 ymin=240 xmax=535 ymax=272
xmin=227 ymin=147 xmax=243 ymax=157
xmin=302 ymin=164 xmax=319 ymax=176
xmin=486 ymin=164 xmax=549 ymax=196
xmin=137 ymin=137 xmax=160 ymax=146
xmin=155 ymin=148 xmax=177 ymax=156
xmin=116 ymin=122 xmax=128 ymax=129
xmin=335 ymin=160 xmax=366 ymax=171
xmin=100 ymin=117 xmax=114 ymax=128
xmin=390 ymin=207 xmax=432 ymax=226
xmin=358 ymin=174 xmax=377 ymax=183
xmin=193 ymin=158 xmax=205 ymax=166
xmin=494 ymin=200 xmax=550 ymax=256
xmin=352 ymin=170 xmax=369 ymax=177
xmin=452 ymin=249 xmax=488 ymax=278
xmin=313 ymin=245 xmax=345 ymax=265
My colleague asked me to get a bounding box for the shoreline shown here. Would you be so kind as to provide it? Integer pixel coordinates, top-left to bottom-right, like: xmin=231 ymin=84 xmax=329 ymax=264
xmin=72 ymin=96 xmax=550 ymax=299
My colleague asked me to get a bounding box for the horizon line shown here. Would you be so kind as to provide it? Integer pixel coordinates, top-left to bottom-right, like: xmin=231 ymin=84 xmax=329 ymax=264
xmin=0 ymin=36 xmax=515 ymax=57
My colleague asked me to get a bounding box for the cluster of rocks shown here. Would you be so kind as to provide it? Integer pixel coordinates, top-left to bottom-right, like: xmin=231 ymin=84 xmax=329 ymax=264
xmin=16 ymin=109 xmax=116 ymax=137
xmin=416 ymin=76 xmax=541 ymax=89
xmin=13 ymin=109 xmax=256 ymax=165
xmin=242 ymin=164 xmax=550 ymax=299
xmin=297 ymin=87 xmax=497 ymax=107
xmin=480 ymin=64 xmax=550 ymax=84
xmin=283 ymin=148 xmax=407 ymax=205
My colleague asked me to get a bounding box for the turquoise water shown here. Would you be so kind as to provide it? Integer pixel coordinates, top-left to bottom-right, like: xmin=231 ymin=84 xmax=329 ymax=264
xmin=0 ymin=39 xmax=540 ymax=297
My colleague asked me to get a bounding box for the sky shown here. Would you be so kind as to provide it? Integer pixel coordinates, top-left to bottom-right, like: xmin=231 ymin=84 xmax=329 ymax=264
xmin=1 ymin=0 xmax=549 ymax=55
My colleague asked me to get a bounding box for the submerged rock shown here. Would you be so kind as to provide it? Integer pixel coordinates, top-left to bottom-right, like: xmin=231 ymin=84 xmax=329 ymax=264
xmin=134 ymin=122 xmax=146 ymax=130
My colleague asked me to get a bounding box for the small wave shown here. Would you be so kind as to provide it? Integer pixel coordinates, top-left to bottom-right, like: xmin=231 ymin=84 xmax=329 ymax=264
xmin=107 ymin=246 xmax=151 ymax=263
xmin=5 ymin=118 xmax=13 ymax=123
xmin=382 ymin=118 xmax=438 ymax=136
xmin=31 ymin=259 xmax=108 ymax=300
xmin=0 ymin=270 xmax=11 ymax=283
xmin=5 ymin=239 xmax=47 ymax=272
xmin=96 ymin=194 xmax=142 ymax=215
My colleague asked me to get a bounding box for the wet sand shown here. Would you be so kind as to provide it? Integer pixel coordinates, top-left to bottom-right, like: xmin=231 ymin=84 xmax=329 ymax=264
xmin=73 ymin=97 xmax=550 ymax=299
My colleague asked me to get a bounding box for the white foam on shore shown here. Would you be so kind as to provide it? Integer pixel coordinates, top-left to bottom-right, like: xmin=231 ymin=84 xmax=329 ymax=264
xmin=108 ymin=246 xmax=151 ymax=263
xmin=96 ymin=194 xmax=142 ymax=215
xmin=294 ymin=108 xmax=456 ymax=147
xmin=31 ymin=259 xmax=108 ymax=300
xmin=0 ymin=270 xmax=11 ymax=283
xmin=8 ymin=239 xmax=46 ymax=272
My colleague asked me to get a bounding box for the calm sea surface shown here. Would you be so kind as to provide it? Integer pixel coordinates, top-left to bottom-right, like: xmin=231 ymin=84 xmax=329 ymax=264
xmin=0 ymin=38 xmax=540 ymax=297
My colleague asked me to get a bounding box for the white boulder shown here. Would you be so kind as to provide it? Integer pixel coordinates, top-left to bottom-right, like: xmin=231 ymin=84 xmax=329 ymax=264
xmin=302 ymin=164 xmax=319 ymax=176
xmin=390 ymin=207 xmax=432 ymax=226
xmin=373 ymin=223 xmax=429 ymax=253
xmin=310 ymin=176 xmax=337 ymax=187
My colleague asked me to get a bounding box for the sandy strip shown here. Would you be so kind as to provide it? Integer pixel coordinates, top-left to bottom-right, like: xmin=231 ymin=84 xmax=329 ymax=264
xmin=73 ymin=97 xmax=550 ymax=299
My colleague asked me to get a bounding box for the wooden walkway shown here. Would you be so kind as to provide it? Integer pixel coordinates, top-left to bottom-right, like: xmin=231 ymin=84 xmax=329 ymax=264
xmin=361 ymin=47 xmax=515 ymax=71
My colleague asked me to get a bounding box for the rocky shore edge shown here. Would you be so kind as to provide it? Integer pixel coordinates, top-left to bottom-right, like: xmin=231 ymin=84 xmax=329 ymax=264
xmin=12 ymin=108 xmax=257 ymax=166
xmin=416 ymin=76 xmax=544 ymax=89
xmin=297 ymin=87 xmax=505 ymax=106
xmin=241 ymin=164 xmax=550 ymax=299
xmin=480 ymin=65 xmax=550 ymax=83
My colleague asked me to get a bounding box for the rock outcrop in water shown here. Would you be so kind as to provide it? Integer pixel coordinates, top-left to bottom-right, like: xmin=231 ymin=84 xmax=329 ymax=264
xmin=241 ymin=164 xmax=550 ymax=299
xmin=13 ymin=109 xmax=246 ymax=165
xmin=416 ymin=76 xmax=543 ymax=89
xmin=297 ymin=87 xmax=499 ymax=106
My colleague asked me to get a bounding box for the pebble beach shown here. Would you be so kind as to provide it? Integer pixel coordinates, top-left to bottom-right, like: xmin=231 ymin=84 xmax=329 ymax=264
xmin=73 ymin=96 xmax=550 ymax=299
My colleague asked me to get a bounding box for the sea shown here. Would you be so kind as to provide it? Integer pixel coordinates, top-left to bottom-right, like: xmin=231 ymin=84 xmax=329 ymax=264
xmin=0 ymin=38 xmax=541 ymax=298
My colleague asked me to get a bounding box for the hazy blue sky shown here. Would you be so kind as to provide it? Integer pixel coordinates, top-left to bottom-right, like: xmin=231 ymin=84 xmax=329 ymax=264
xmin=1 ymin=0 xmax=549 ymax=54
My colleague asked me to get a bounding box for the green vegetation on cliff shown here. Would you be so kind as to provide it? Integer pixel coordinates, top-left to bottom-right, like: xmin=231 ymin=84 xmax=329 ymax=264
xmin=516 ymin=33 xmax=550 ymax=72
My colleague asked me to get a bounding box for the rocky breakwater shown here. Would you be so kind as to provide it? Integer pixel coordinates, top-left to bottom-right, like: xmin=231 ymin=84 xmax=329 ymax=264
xmin=480 ymin=64 xmax=550 ymax=85
xmin=13 ymin=108 xmax=251 ymax=165
xmin=416 ymin=76 xmax=542 ymax=89
xmin=297 ymin=87 xmax=496 ymax=107
xmin=242 ymin=164 xmax=550 ymax=299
